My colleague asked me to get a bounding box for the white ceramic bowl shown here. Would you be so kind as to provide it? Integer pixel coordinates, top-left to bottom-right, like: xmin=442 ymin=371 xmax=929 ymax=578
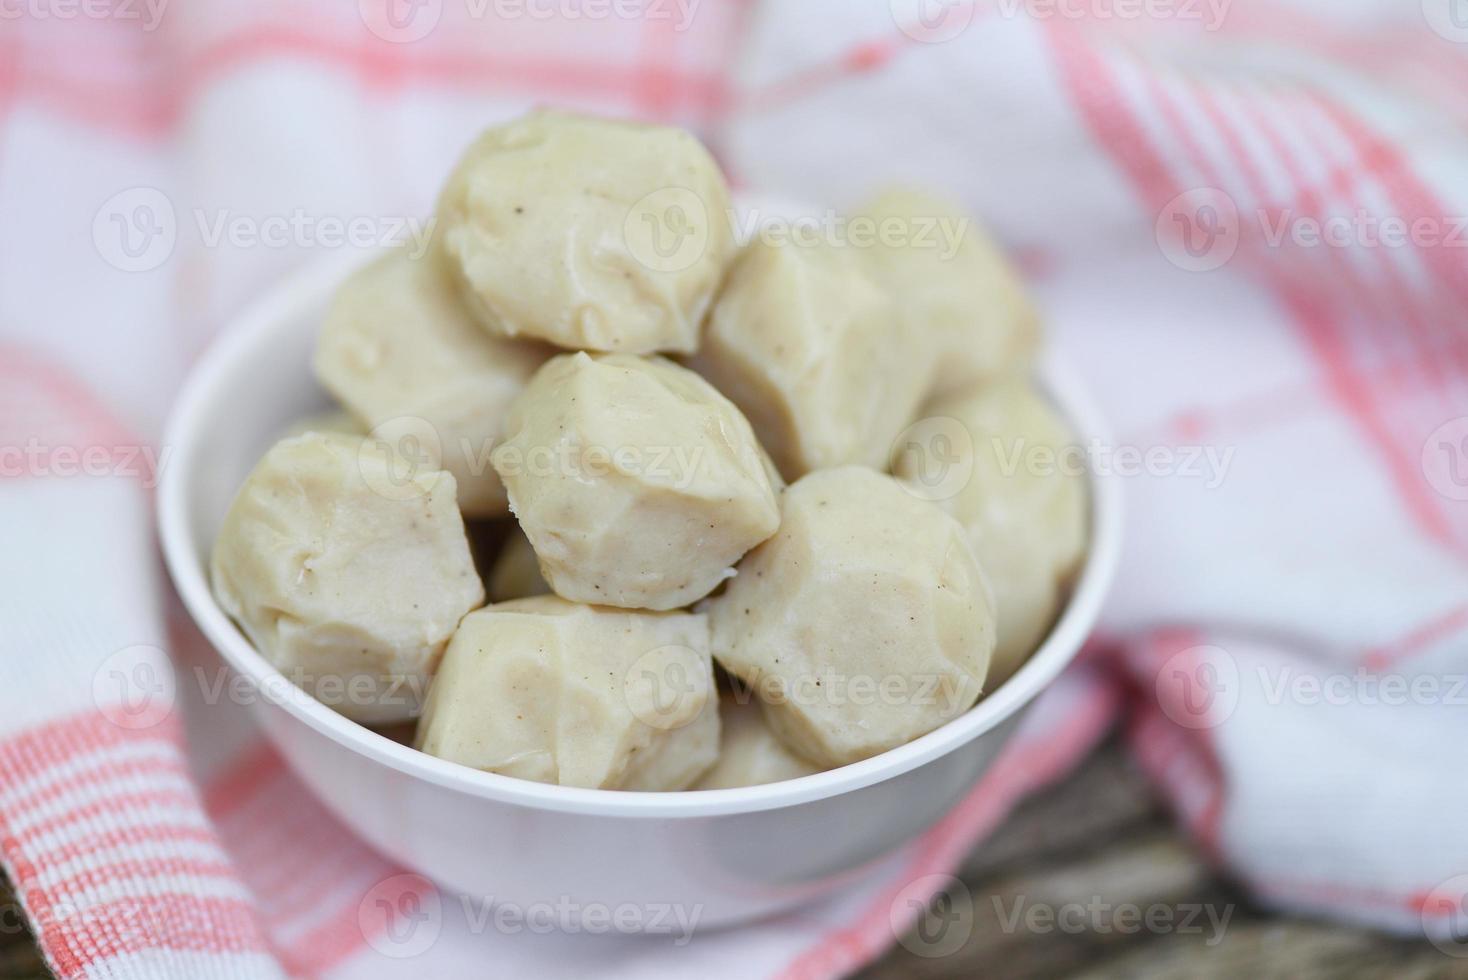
xmin=159 ymin=243 xmax=1121 ymax=929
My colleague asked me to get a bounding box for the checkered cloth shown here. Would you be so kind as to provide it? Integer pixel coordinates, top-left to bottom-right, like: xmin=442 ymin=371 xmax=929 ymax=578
xmin=3 ymin=1 xmax=1467 ymax=975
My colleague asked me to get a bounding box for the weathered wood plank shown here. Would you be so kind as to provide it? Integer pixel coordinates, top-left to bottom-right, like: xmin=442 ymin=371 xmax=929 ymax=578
xmin=1074 ymin=922 xmax=1468 ymax=980
xmin=0 ymin=876 xmax=47 ymax=980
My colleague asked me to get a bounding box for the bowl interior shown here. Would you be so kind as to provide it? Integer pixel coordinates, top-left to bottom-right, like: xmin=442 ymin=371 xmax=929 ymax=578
xmin=159 ymin=237 xmax=1122 ymax=819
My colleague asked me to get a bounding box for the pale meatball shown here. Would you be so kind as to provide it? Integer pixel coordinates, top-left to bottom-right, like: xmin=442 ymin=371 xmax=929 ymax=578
xmin=210 ymin=433 xmax=484 ymax=724
xmin=688 ymin=239 xmax=927 ymax=481
xmin=313 ymin=247 xmax=550 ymax=518
xmin=706 ymin=467 xmax=994 ymax=768
xmin=492 ymin=353 xmax=781 ymax=611
xmin=416 ymin=596 xmax=718 ymax=790
xmin=694 ymin=696 xmax=823 ymax=789
xmin=857 ymin=189 xmax=1038 ymax=395
xmin=898 ymin=380 xmax=1087 ymax=683
xmin=486 ymin=525 xmax=549 ymax=602
xmin=437 ymin=109 xmax=735 ymax=354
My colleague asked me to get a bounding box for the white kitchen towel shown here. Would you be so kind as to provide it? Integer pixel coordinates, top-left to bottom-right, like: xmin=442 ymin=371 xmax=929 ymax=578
xmin=2 ymin=1 xmax=1467 ymax=976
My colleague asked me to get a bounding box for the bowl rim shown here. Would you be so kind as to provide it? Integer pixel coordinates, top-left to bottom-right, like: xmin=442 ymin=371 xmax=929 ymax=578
xmin=158 ymin=245 xmax=1123 ymax=820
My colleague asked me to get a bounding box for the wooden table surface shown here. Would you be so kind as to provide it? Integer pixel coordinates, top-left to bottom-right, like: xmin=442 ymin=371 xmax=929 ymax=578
xmin=2 ymin=738 xmax=1461 ymax=979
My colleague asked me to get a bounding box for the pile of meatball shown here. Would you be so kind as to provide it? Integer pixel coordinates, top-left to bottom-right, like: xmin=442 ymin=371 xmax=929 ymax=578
xmin=210 ymin=109 xmax=1087 ymax=792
